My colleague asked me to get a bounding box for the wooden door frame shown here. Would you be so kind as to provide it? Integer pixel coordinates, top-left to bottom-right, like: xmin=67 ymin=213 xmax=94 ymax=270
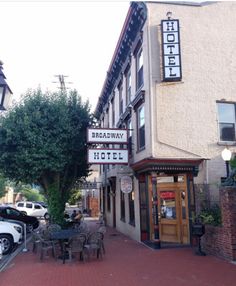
xmin=156 ymin=175 xmax=189 ymax=244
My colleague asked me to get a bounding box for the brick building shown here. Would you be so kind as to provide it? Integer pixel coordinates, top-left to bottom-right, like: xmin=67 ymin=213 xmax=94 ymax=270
xmin=94 ymin=1 xmax=236 ymax=247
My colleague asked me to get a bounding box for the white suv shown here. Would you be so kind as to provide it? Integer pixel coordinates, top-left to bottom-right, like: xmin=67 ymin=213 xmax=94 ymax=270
xmin=0 ymin=221 xmax=23 ymax=255
xmin=15 ymin=201 xmax=50 ymax=220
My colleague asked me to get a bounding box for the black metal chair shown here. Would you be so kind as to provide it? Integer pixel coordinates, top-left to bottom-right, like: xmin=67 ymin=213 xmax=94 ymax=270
xmin=83 ymin=231 xmax=104 ymax=261
xmin=32 ymin=231 xmax=57 ymax=262
xmin=65 ymin=233 xmax=87 ymax=263
xmin=97 ymin=226 xmax=106 ymax=254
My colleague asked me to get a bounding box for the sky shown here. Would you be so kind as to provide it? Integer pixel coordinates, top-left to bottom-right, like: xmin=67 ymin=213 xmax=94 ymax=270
xmin=0 ymin=0 xmax=130 ymax=111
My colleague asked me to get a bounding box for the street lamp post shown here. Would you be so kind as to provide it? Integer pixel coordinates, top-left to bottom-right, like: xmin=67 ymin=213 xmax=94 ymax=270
xmin=221 ymin=147 xmax=232 ymax=177
xmin=0 ymin=61 xmax=13 ymax=111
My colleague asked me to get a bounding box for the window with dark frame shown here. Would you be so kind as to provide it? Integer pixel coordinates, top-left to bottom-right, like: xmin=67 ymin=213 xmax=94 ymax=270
xmin=120 ymin=190 xmax=125 ymax=221
xmin=107 ymin=186 xmax=111 ymax=212
xmin=128 ymin=119 xmax=133 ymax=157
xmin=126 ymin=68 xmax=131 ymax=106
xmin=129 ymin=189 xmax=135 ymax=226
xmin=217 ymin=102 xmax=236 ymax=142
xmin=118 ymin=81 xmax=123 ymax=116
xmin=137 ymin=105 xmax=145 ymax=150
xmin=136 ymin=48 xmax=143 ymax=90
xmin=111 ymin=97 xmax=115 ymax=127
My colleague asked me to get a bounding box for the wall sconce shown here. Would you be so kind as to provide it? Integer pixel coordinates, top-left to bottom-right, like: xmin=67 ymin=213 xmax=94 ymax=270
xmin=221 ymin=147 xmax=232 ymax=177
xmin=166 ymin=11 xmax=172 ymax=20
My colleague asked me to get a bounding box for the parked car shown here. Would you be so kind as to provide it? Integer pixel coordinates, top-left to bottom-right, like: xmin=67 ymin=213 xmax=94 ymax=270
xmin=34 ymin=201 xmax=48 ymax=209
xmin=0 ymin=206 xmax=39 ymax=233
xmin=15 ymin=201 xmax=50 ymax=220
xmin=0 ymin=220 xmax=23 ymax=255
xmin=0 ymin=217 xmax=26 ymax=235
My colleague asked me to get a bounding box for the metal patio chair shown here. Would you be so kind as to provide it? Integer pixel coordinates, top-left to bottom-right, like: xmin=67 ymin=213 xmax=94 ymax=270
xmin=83 ymin=231 xmax=104 ymax=261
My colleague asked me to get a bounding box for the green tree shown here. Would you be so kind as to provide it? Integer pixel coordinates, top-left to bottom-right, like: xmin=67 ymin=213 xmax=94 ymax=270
xmin=230 ymin=156 xmax=236 ymax=170
xmin=13 ymin=182 xmax=45 ymax=202
xmin=68 ymin=188 xmax=82 ymax=205
xmin=0 ymin=173 xmax=8 ymax=199
xmin=0 ymin=88 xmax=93 ymax=224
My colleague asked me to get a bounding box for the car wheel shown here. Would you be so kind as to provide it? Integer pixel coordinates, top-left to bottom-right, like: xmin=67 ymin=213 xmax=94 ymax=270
xmin=26 ymin=224 xmax=34 ymax=233
xmin=0 ymin=234 xmax=14 ymax=255
xmin=44 ymin=213 xmax=50 ymax=221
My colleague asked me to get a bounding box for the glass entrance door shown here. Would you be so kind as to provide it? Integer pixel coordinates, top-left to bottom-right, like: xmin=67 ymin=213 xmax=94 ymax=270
xmin=157 ymin=175 xmax=189 ymax=244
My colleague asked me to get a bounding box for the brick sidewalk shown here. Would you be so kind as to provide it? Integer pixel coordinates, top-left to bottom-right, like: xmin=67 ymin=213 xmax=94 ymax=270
xmin=0 ymin=220 xmax=235 ymax=286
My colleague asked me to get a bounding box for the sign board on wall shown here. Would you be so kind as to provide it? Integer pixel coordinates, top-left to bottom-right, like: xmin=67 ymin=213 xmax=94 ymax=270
xmin=77 ymin=182 xmax=98 ymax=189
xmin=120 ymin=176 xmax=133 ymax=193
xmin=87 ymin=128 xmax=128 ymax=144
xmin=88 ymin=149 xmax=128 ymax=164
xmin=161 ymin=19 xmax=182 ymax=81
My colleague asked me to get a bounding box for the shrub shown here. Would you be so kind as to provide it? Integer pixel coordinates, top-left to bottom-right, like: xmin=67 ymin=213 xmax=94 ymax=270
xmin=199 ymin=204 xmax=221 ymax=226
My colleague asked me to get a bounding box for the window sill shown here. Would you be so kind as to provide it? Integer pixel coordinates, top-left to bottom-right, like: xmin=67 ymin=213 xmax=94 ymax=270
xmin=217 ymin=141 xmax=236 ymax=146
xmin=129 ymin=221 xmax=135 ymax=227
xmin=136 ymin=146 xmax=145 ymax=154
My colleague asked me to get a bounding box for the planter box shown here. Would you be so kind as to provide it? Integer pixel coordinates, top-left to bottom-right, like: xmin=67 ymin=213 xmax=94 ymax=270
xmin=192 ymin=223 xmax=205 ymax=237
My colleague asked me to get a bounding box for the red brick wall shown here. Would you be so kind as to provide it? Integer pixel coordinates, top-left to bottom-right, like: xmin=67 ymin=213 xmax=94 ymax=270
xmin=202 ymin=187 xmax=236 ymax=261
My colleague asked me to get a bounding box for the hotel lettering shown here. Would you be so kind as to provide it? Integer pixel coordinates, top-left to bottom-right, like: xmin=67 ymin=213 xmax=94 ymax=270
xmin=161 ymin=19 xmax=182 ymax=81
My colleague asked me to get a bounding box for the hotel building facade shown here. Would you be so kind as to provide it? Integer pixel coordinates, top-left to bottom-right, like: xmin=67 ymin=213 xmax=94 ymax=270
xmin=94 ymin=1 xmax=236 ymax=246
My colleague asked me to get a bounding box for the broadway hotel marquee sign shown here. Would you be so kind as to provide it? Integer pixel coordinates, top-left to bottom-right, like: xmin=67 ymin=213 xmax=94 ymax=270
xmin=87 ymin=128 xmax=128 ymax=164
xmin=87 ymin=128 xmax=128 ymax=144
xmin=161 ymin=18 xmax=182 ymax=82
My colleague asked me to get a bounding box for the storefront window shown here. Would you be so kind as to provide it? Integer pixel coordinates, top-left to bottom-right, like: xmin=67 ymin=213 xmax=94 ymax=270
xmin=120 ymin=191 xmax=125 ymax=221
xmin=160 ymin=191 xmax=176 ymax=219
xmin=129 ymin=190 xmax=135 ymax=225
xmin=181 ymin=190 xmax=186 ymax=219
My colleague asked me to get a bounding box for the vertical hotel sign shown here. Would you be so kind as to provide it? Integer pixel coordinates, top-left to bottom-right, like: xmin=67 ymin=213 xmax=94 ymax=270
xmin=161 ymin=19 xmax=182 ymax=81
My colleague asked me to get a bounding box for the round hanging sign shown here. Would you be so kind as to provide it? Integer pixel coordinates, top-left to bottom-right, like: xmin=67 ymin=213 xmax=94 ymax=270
xmin=120 ymin=176 xmax=132 ymax=193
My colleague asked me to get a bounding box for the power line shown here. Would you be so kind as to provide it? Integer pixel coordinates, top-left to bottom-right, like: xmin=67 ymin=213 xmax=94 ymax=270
xmin=52 ymin=74 xmax=73 ymax=91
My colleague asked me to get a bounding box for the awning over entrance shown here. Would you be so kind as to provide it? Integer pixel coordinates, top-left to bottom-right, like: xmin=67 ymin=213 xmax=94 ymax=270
xmin=131 ymin=158 xmax=204 ymax=176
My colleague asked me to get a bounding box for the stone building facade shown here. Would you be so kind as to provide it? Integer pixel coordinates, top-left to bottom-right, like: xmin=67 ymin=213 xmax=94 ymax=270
xmin=94 ymin=1 xmax=236 ymax=247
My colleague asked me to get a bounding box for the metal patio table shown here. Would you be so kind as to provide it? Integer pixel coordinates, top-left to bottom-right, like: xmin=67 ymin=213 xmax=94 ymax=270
xmin=50 ymin=229 xmax=79 ymax=263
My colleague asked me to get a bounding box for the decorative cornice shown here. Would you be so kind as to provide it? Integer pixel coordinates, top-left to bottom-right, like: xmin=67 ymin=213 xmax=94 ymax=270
xmin=116 ymin=105 xmax=132 ymax=128
xmin=131 ymin=89 xmax=145 ymax=110
xmin=131 ymin=157 xmax=204 ymax=176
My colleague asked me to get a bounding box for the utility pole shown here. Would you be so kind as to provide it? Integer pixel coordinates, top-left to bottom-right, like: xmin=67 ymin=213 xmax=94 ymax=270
xmin=52 ymin=75 xmax=73 ymax=91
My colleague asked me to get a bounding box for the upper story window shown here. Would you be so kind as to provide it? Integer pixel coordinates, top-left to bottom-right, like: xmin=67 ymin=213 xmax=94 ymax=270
xmin=118 ymin=81 xmax=123 ymax=116
xmin=128 ymin=119 xmax=133 ymax=157
xmin=136 ymin=48 xmax=143 ymax=90
xmin=106 ymin=108 xmax=109 ymax=128
xmin=126 ymin=69 xmax=131 ymax=106
xmin=137 ymin=105 xmax=145 ymax=150
xmin=217 ymin=102 xmax=236 ymax=142
xmin=111 ymin=97 xmax=115 ymax=127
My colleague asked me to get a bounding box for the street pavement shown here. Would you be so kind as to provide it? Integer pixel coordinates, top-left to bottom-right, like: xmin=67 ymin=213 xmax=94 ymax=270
xmin=0 ymin=218 xmax=235 ymax=286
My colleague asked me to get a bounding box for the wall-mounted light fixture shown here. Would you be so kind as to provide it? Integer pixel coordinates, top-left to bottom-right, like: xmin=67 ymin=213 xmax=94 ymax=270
xmin=221 ymin=147 xmax=232 ymax=177
xmin=166 ymin=11 xmax=172 ymax=20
